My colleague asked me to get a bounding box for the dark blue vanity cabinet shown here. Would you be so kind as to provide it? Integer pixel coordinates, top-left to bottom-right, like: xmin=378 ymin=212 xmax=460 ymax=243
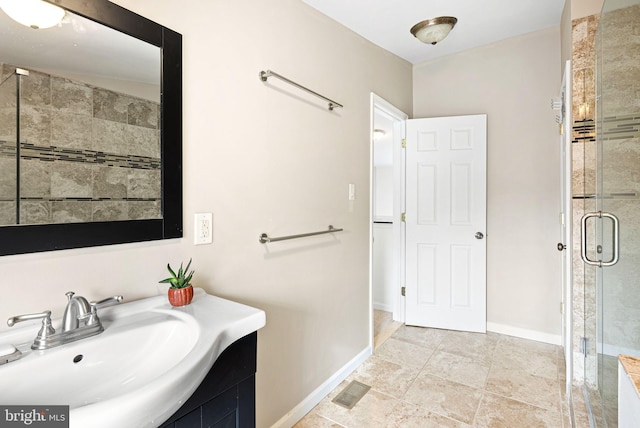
xmin=159 ymin=332 xmax=257 ymax=428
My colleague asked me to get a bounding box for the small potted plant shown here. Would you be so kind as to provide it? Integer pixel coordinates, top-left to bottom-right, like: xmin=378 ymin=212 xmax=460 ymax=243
xmin=160 ymin=259 xmax=195 ymax=307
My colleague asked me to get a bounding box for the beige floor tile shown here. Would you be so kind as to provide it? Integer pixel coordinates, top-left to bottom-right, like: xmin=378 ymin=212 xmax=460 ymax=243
xmin=437 ymin=331 xmax=498 ymax=364
xmin=375 ymin=337 xmax=436 ymax=369
xmin=347 ymin=355 xmax=420 ymax=398
xmin=492 ymin=343 xmax=559 ymax=380
xmin=392 ymin=325 xmax=446 ymax=348
xmin=403 ymin=372 xmax=483 ymax=425
xmin=474 ymin=392 xmax=564 ymax=427
xmin=313 ymin=386 xmax=398 ymax=428
xmin=385 ymin=401 xmax=472 ymax=428
xmin=293 ymin=412 xmax=344 ymax=428
xmin=423 ymin=350 xmax=491 ymax=389
xmin=485 ymin=365 xmax=562 ymax=411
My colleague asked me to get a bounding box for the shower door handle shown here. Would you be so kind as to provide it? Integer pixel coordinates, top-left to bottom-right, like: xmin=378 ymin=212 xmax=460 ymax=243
xmin=580 ymin=211 xmax=619 ymax=267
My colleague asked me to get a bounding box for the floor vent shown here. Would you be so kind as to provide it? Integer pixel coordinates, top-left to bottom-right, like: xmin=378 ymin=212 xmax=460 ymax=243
xmin=331 ymin=380 xmax=371 ymax=410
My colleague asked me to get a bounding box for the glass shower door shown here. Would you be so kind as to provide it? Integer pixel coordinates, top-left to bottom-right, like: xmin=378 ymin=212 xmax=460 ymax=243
xmin=0 ymin=67 xmax=17 ymax=225
xmin=585 ymin=1 xmax=640 ymax=426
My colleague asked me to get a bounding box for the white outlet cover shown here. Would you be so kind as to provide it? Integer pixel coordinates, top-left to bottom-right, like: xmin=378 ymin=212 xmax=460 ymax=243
xmin=194 ymin=213 xmax=213 ymax=245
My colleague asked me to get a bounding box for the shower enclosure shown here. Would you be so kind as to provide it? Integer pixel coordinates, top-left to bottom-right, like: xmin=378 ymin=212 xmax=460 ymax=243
xmin=0 ymin=67 xmax=18 ymax=224
xmin=581 ymin=0 xmax=640 ymax=426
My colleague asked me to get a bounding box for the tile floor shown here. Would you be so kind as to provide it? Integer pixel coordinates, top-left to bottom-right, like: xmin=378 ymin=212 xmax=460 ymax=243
xmin=294 ymin=311 xmax=578 ymax=427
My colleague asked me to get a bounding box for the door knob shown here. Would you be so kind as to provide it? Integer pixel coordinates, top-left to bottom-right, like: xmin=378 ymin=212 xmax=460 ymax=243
xmin=475 ymin=232 xmax=484 ymax=240
xmin=557 ymin=243 xmax=566 ymax=251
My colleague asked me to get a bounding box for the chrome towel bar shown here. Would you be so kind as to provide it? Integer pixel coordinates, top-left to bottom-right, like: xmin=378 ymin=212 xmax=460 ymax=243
xmin=259 ymin=225 xmax=343 ymax=244
xmin=259 ymin=69 xmax=344 ymax=111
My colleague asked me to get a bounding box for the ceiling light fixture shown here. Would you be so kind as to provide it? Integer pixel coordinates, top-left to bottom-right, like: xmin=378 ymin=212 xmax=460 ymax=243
xmin=410 ymin=16 xmax=457 ymax=45
xmin=0 ymin=0 xmax=65 ymax=30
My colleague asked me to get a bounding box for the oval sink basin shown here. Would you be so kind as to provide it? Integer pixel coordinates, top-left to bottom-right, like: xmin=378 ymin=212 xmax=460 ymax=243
xmin=0 ymin=289 xmax=266 ymax=428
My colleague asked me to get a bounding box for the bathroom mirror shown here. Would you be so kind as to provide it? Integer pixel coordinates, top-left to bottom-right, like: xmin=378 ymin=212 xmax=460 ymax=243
xmin=0 ymin=0 xmax=182 ymax=255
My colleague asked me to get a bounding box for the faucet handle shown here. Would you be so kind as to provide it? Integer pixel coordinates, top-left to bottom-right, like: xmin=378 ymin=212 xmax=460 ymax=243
xmin=7 ymin=310 xmax=53 ymax=328
xmin=7 ymin=311 xmax=56 ymax=350
xmin=86 ymin=296 xmax=123 ymax=326
xmin=90 ymin=295 xmax=123 ymax=310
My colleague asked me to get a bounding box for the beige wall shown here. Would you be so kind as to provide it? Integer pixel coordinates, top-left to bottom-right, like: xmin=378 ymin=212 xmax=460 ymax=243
xmin=413 ymin=27 xmax=563 ymax=339
xmin=0 ymin=0 xmax=412 ymax=427
xmin=572 ymin=0 xmax=605 ymax=18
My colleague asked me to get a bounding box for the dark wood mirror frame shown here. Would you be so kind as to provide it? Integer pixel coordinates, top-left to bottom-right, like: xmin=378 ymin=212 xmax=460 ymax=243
xmin=0 ymin=0 xmax=182 ymax=256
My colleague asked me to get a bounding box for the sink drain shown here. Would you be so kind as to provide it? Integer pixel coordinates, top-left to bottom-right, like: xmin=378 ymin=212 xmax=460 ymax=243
xmin=73 ymin=354 xmax=83 ymax=363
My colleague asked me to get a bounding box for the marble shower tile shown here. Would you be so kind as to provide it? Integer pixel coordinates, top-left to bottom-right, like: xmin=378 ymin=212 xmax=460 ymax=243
xmin=20 ymin=201 xmax=50 ymax=224
xmin=19 ymin=105 xmax=51 ymax=146
xmin=92 ymin=201 xmax=128 ymax=222
xmin=128 ymin=200 xmax=161 ymax=220
xmin=125 ymin=124 xmax=160 ymax=158
xmin=20 ymin=69 xmax=51 ymax=108
xmin=92 ymin=118 xmax=127 ymax=155
xmin=51 ymin=77 xmax=92 ymax=116
xmin=93 ymin=88 xmax=129 ymax=124
xmin=0 ymin=157 xmax=16 ymax=199
xmin=51 ymin=111 xmax=92 ymax=150
xmin=128 ymin=169 xmax=160 ymax=199
xmin=50 ymin=162 xmax=92 ymax=198
xmin=403 ymin=373 xmax=482 ymax=425
xmin=93 ymin=166 xmax=127 ymax=199
xmin=0 ymin=201 xmax=16 ymax=225
xmin=474 ymin=392 xmax=563 ymax=428
xmin=128 ymin=98 xmax=159 ymax=129
xmin=52 ymin=201 xmax=92 ymax=223
xmin=20 ymin=159 xmax=50 ymax=198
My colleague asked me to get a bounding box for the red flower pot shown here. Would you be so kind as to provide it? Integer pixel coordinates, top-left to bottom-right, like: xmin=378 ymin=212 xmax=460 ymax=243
xmin=168 ymin=285 xmax=194 ymax=307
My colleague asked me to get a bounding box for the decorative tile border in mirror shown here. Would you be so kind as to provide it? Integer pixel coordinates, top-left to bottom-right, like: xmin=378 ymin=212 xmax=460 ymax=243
xmin=0 ymin=63 xmax=161 ymax=226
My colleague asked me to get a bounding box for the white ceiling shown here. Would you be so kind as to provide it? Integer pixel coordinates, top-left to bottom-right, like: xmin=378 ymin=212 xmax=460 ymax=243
xmin=302 ymin=0 xmax=566 ymax=64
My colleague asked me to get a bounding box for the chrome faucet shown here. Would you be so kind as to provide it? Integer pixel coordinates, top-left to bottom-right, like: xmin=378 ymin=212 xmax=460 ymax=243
xmin=7 ymin=292 xmax=123 ymax=350
xmin=62 ymin=292 xmax=92 ymax=332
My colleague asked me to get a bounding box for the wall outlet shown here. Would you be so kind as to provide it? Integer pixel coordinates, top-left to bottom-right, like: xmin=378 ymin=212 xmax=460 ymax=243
xmin=348 ymin=183 xmax=356 ymax=201
xmin=194 ymin=213 xmax=213 ymax=245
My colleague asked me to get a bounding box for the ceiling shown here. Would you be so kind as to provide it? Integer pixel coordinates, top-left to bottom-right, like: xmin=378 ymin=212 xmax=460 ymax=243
xmin=302 ymin=0 xmax=567 ymax=64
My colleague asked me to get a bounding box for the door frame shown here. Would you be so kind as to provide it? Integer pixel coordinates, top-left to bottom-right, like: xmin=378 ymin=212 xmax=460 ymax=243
xmin=370 ymin=93 xmax=408 ymax=347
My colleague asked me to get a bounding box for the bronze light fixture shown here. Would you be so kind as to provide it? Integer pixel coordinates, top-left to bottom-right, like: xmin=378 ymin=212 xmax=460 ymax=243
xmin=410 ymin=16 xmax=458 ymax=45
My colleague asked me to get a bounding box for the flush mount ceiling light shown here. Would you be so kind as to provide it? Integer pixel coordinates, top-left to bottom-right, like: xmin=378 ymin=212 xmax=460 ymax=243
xmin=0 ymin=0 xmax=65 ymax=29
xmin=410 ymin=16 xmax=458 ymax=45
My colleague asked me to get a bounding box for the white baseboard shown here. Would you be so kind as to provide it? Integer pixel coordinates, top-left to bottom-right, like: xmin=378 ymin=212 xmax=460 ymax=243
xmin=373 ymin=302 xmax=392 ymax=312
xmin=487 ymin=322 xmax=562 ymax=346
xmin=270 ymin=346 xmax=372 ymax=428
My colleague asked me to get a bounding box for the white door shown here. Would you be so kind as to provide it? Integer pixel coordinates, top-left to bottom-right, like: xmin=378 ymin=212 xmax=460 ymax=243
xmin=405 ymin=115 xmax=487 ymax=333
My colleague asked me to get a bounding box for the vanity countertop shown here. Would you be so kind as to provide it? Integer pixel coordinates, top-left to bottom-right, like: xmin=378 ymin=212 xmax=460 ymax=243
xmin=619 ymin=355 xmax=640 ymax=398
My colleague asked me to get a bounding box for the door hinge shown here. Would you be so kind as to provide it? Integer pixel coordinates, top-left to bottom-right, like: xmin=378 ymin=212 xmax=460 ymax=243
xmin=401 ymin=212 xmax=406 ymax=223
xmin=560 ymin=302 xmax=565 ymax=314
xmin=401 ymin=286 xmax=406 ymax=296
xmin=580 ymin=336 xmax=588 ymax=357
xmin=401 ymin=138 xmax=406 ymax=148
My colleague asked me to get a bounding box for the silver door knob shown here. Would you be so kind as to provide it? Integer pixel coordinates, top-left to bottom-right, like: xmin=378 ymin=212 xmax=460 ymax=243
xmin=475 ymin=232 xmax=484 ymax=240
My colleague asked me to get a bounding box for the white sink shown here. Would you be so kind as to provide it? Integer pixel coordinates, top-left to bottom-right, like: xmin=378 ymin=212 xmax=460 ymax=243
xmin=0 ymin=288 xmax=266 ymax=428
